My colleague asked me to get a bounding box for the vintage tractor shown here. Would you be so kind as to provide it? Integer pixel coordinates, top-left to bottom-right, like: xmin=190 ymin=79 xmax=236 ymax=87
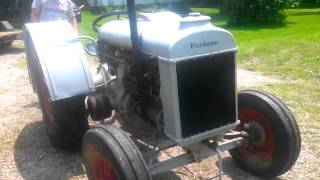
xmin=24 ymin=0 xmax=301 ymax=179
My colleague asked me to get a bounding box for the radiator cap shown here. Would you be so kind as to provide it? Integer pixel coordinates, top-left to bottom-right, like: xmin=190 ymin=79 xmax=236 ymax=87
xmin=180 ymin=12 xmax=211 ymax=24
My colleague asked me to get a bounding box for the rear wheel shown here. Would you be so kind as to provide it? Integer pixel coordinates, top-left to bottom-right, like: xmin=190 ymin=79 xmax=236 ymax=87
xmin=34 ymin=62 xmax=88 ymax=150
xmin=229 ymin=90 xmax=301 ymax=178
xmin=83 ymin=124 xmax=151 ymax=180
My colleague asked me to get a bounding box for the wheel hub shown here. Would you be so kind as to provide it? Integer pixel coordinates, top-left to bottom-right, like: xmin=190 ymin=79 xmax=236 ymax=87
xmin=238 ymin=109 xmax=276 ymax=160
xmin=244 ymin=122 xmax=266 ymax=146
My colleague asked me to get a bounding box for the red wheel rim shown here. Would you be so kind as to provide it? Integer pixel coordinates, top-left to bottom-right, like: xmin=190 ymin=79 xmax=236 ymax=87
xmin=238 ymin=109 xmax=276 ymax=160
xmin=91 ymin=151 xmax=117 ymax=180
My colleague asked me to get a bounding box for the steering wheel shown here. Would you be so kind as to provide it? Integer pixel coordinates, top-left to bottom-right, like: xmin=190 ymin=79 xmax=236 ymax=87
xmin=92 ymin=10 xmax=129 ymax=32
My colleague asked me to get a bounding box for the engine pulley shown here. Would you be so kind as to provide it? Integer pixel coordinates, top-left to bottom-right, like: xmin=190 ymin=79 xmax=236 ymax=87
xmin=87 ymin=93 xmax=112 ymax=121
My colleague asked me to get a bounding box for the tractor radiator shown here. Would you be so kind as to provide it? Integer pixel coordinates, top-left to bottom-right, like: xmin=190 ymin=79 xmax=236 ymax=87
xmin=159 ymin=52 xmax=237 ymax=144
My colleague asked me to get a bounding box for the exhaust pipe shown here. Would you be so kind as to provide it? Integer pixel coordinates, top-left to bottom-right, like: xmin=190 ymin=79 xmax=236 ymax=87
xmin=127 ymin=0 xmax=147 ymax=118
xmin=127 ymin=0 xmax=141 ymax=54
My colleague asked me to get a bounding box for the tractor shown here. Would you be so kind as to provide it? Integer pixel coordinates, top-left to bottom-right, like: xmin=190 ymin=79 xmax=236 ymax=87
xmin=24 ymin=0 xmax=301 ymax=179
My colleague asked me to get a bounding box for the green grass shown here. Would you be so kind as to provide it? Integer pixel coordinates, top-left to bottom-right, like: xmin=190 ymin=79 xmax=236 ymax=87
xmin=79 ymin=11 xmax=128 ymax=38
xmin=79 ymin=9 xmax=320 ymax=157
xmin=78 ymin=12 xmax=100 ymax=38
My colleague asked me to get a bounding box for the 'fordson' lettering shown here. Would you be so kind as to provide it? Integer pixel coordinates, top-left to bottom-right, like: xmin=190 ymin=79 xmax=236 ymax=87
xmin=190 ymin=41 xmax=219 ymax=49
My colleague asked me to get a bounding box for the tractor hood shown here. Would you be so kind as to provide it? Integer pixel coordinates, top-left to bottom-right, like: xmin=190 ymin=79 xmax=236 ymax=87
xmin=98 ymin=11 xmax=237 ymax=60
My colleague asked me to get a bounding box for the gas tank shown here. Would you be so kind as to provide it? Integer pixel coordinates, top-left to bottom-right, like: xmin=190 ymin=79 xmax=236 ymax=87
xmin=98 ymin=11 xmax=237 ymax=60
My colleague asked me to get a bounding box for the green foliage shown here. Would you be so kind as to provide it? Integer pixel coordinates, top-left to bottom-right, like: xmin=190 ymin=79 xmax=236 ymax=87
xmin=78 ymin=12 xmax=100 ymax=38
xmin=287 ymin=0 xmax=301 ymax=8
xmin=299 ymin=0 xmax=320 ymax=7
xmin=183 ymin=0 xmax=220 ymax=7
xmin=0 ymin=0 xmax=10 ymax=17
xmin=220 ymin=0 xmax=289 ymax=25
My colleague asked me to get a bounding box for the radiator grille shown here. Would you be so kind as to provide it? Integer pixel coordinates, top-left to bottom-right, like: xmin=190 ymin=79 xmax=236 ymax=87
xmin=176 ymin=53 xmax=236 ymax=138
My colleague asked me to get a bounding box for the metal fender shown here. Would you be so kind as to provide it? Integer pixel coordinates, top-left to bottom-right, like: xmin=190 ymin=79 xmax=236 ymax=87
xmin=24 ymin=20 xmax=95 ymax=101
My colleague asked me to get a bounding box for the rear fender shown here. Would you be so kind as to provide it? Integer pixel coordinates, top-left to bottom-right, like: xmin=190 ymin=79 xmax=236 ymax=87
xmin=24 ymin=20 xmax=95 ymax=101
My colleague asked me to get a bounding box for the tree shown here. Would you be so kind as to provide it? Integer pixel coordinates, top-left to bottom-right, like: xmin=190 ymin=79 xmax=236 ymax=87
xmin=220 ymin=0 xmax=289 ymax=25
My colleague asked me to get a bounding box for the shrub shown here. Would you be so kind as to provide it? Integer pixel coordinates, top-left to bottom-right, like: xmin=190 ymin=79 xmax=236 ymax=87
xmin=184 ymin=0 xmax=220 ymax=7
xmin=220 ymin=0 xmax=290 ymax=25
xmin=299 ymin=0 xmax=320 ymax=7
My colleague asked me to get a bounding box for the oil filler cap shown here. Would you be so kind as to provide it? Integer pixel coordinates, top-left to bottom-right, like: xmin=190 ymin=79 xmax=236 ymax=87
xmin=180 ymin=12 xmax=211 ymax=28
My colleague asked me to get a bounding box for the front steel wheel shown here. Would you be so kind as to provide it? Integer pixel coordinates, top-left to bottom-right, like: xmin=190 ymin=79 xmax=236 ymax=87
xmin=229 ymin=90 xmax=301 ymax=178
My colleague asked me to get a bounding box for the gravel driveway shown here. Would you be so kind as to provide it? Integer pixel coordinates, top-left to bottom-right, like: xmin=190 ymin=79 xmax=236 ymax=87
xmin=0 ymin=41 xmax=318 ymax=180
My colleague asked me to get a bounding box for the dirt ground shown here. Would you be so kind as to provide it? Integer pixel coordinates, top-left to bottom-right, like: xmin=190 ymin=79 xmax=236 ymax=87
xmin=0 ymin=41 xmax=319 ymax=180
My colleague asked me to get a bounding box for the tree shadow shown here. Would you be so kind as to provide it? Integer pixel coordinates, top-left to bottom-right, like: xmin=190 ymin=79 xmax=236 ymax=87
xmin=215 ymin=156 xmax=281 ymax=180
xmin=14 ymin=121 xmax=86 ymax=180
xmin=153 ymin=171 xmax=182 ymax=180
xmin=194 ymin=10 xmax=294 ymax=30
xmin=297 ymin=3 xmax=320 ymax=9
xmin=289 ymin=11 xmax=320 ymax=16
xmin=226 ymin=22 xmax=291 ymax=31
xmin=0 ymin=45 xmax=25 ymax=55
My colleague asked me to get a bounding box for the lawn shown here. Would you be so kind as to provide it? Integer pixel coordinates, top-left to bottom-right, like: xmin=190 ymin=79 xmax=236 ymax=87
xmin=79 ymin=11 xmax=100 ymax=38
xmin=79 ymin=8 xmax=320 ymax=158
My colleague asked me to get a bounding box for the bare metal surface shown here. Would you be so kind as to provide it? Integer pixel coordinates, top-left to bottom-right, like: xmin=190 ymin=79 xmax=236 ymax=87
xmin=24 ymin=21 xmax=95 ymax=101
xmin=148 ymin=137 xmax=247 ymax=175
xmin=216 ymin=148 xmax=223 ymax=180
xmin=98 ymin=11 xmax=237 ymax=59
xmin=166 ymin=120 xmax=240 ymax=146
xmin=149 ymin=151 xmax=194 ymax=175
xmin=143 ymin=140 xmax=176 ymax=164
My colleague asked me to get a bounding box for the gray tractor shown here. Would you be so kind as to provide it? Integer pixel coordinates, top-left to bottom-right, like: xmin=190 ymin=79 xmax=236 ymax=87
xmin=24 ymin=0 xmax=301 ymax=179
